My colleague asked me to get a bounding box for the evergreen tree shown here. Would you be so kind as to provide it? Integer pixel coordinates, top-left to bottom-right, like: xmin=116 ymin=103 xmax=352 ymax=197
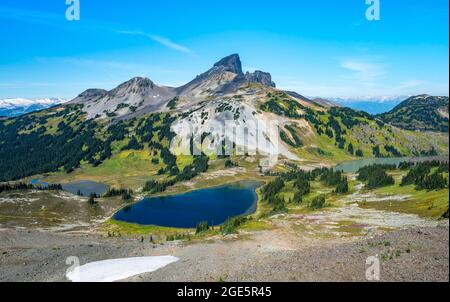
xmin=347 ymin=143 xmax=354 ymax=155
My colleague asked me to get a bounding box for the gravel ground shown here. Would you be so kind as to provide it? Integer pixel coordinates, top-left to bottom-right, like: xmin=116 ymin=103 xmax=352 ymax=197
xmin=0 ymin=223 xmax=448 ymax=282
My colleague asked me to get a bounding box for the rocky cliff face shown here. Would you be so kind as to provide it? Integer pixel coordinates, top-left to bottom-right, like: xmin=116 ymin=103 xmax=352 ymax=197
xmin=245 ymin=71 xmax=276 ymax=87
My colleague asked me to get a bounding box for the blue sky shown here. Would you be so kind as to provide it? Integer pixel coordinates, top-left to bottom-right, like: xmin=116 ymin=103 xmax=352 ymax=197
xmin=0 ymin=0 xmax=448 ymax=99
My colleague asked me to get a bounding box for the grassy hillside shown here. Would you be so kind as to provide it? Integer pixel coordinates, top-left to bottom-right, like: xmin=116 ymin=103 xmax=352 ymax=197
xmin=260 ymin=92 xmax=448 ymax=164
xmin=377 ymin=95 xmax=449 ymax=132
xmin=259 ymin=160 xmax=449 ymax=221
xmin=0 ymin=94 xmax=448 ymax=194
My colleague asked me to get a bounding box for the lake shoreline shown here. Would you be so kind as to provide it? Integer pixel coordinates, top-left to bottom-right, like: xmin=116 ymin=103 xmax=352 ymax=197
xmin=114 ymin=180 xmax=263 ymax=228
xmin=335 ymin=155 xmax=449 ymax=173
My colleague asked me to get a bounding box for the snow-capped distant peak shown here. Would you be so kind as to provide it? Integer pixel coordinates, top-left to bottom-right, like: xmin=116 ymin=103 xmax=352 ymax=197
xmin=0 ymin=97 xmax=66 ymax=108
xmin=0 ymin=98 xmax=67 ymax=117
xmin=328 ymin=95 xmax=409 ymax=104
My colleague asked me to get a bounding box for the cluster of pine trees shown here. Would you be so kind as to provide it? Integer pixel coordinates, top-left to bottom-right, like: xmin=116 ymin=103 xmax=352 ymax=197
xmin=260 ymin=178 xmax=289 ymax=213
xmin=195 ymin=221 xmax=210 ymax=234
xmin=401 ymin=161 xmax=449 ymax=191
xmin=319 ymin=169 xmax=349 ymax=194
xmin=103 ymin=188 xmax=134 ymax=202
xmin=144 ymin=155 xmax=209 ymax=194
xmin=220 ymin=216 xmax=248 ymax=235
xmin=357 ymin=164 xmax=395 ymax=189
xmin=0 ymin=104 xmax=159 ymax=181
xmin=261 ymin=177 xmax=285 ymax=201
xmin=261 ymin=95 xmax=305 ymax=119
xmin=355 ymin=160 xmax=448 ymax=191
xmin=0 ymin=182 xmax=62 ymax=193
xmin=0 ymin=109 xmax=111 ymax=180
xmin=309 ymin=195 xmax=326 ymax=210
xmin=280 ymin=124 xmax=302 ymax=148
xmin=261 ymin=166 xmax=347 ymax=212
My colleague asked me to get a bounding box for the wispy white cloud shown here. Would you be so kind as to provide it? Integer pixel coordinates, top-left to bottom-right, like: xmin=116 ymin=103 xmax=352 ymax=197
xmin=0 ymin=7 xmax=194 ymax=55
xmin=149 ymin=35 xmax=193 ymax=54
xmin=340 ymin=58 xmax=386 ymax=84
xmin=119 ymin=30 xmax=193 ymax=54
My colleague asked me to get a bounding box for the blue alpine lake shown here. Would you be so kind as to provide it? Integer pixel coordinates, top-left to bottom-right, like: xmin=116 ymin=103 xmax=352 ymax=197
xmin=335 ymin=156 xmax=448 ymax=173
xmin=114 ymin=180 xmax=262 ymax=228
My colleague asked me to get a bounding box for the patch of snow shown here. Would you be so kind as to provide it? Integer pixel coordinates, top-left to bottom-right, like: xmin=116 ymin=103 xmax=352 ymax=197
xmin=66 ymin=256 xmax=179 ymax=282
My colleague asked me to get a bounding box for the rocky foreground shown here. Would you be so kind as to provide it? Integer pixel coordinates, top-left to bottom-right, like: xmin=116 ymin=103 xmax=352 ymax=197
xmin=0 ymin=222 xmax=448 ymax=282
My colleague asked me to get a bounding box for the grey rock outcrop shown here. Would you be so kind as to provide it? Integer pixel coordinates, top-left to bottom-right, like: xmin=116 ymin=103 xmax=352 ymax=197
xmin=244 ymin=71 xmax=276 ymax=87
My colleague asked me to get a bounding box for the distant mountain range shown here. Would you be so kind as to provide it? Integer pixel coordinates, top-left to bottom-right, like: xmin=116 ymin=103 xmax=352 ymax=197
xmin=3 ymin=93 xmax=444 ymax=121
xmin=0 ymin=98 xmax=66 ymax=117
xmin=329 ymin=96 xmax=408 ymax=115
xmin=0 ymin=95 xmax=410 ymax=117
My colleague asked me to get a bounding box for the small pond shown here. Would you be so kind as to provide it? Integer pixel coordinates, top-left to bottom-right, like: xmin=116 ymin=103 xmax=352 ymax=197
xmin=114 ymin=180 xmax=262 ymax=228
xmin=30 ymin=179 xmax=109 ymax=196
xmin=61 ymin=180 xmax=109 ymax=197
xmin=31 ymin=179 xmax=49 ymax=187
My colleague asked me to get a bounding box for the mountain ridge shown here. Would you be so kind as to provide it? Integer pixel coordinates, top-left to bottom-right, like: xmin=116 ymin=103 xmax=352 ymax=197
xmin=377 ymin=95 xmax=449 ymax=132
xmin=70 ymin=54 xmax=279 ymax=119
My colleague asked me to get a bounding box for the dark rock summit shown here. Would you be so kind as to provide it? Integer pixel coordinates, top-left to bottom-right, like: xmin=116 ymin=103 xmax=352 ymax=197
xmin=213 ymin=54 xmax=243 ymax=75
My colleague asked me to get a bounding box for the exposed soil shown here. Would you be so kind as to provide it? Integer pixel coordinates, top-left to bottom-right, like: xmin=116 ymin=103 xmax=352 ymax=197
xmin=0 ymin=184 xmax=448 ymax=282
xmin=0 ymin=222 xmax=447 ymax=282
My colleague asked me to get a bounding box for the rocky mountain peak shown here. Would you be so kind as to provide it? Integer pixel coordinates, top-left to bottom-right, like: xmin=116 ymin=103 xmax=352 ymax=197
xmin=68 ymin=88 xmax=108 ymax=105
xmin=245 ymin=71 xmax=276 ymax=87
xmin=122 ymin=77 xmax=154 ymax=89
xmin=213 ymin=54 xmax=243 ymax=75
xmin=110 ymin=77 xmax=156 ymax=95
xmin=77 ymin=89 xmax=108 ymax=99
